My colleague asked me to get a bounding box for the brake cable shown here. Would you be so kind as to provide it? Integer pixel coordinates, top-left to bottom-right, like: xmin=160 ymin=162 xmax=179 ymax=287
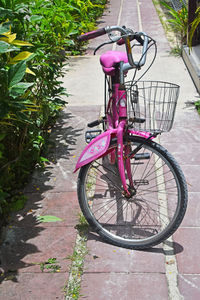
xmin=94 ymin=40 xmax=114 ymax=55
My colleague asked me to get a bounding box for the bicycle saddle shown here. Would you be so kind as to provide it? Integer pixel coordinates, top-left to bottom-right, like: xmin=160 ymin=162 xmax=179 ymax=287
xmin=100 ymin=51 xmax=128 ymax=76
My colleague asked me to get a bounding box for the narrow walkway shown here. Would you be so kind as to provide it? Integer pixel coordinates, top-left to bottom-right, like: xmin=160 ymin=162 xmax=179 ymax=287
xmin=79 ymin=1 xmax=200 ymax=299
xmin=0 ymin=1 xmax=200 ymax=299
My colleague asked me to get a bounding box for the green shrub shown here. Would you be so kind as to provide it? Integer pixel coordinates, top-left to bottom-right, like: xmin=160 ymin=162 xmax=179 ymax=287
xmin=161 ymin=0 xmax=188 ymax=45
xmin=0 ymin=21 xmax=36 ymax=214
xmin=0 ymin=0 xmax=107 ymax=217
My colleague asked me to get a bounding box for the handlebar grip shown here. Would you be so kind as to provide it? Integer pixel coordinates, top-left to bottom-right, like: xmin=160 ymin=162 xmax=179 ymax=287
xmin=77 ymin=28 xmax=106 ymax=42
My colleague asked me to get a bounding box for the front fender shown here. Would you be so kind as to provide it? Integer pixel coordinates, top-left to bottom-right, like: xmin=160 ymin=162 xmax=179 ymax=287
xmin=74 ymin=130 xmax=114 ymax=172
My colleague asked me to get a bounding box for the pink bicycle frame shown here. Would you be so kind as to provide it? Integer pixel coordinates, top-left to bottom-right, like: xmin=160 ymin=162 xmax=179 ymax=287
xmin=75 ymin=82 xmax=152 ymax=196
xmin=75 ymin=26 xmax=153 ymax=195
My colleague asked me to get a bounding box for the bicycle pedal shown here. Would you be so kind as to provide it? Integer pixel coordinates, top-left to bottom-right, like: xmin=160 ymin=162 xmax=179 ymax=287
xmin=85 ymin=130 xmax=102 ymax=143
xmin=129 ymin=117 xmax=146 ymax=123
xmin=133 ymin=179 xmax=149 ymax=185
xmin=134 ymin=153 xmax=150 ymax=160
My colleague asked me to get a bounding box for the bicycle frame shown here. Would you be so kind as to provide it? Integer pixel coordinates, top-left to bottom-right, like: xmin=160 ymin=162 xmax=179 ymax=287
xmin=74 ymin=74 xmax=153 ymax=196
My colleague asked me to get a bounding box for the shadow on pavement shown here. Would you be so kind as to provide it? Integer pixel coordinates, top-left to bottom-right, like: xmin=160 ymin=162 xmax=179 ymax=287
xmin=0 ymin=107 xmax=89 ymax=284
xmin=87 ymin=231 xmax=184 ymax=255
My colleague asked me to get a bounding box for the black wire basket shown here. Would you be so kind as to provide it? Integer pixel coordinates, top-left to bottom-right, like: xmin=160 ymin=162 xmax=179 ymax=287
xmin=126 ymin=81 xmax=180 ymax=133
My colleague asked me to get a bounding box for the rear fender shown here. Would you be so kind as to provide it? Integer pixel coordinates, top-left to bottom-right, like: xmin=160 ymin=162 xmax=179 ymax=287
xmin=74 ymin=130 xmax=114 ymax=172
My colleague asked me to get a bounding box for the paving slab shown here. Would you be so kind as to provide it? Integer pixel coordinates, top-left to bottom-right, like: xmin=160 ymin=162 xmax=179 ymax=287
xmin=0 ymin=273 xmax=67 ymax=300
xmin=63 ymin=57 xmax=104 ymax=106
xmin=178 ymin=274 xmax=200 ymax=299
xmin=1 ymin=225 xmax=76 ymax=274
xmin=9 ymin=192 xmax=80 ymax=228
xmin=160 ymin=142 xmax=200 ymax=166
xmin=83 ymin=239 xmax=166 ymax=273
xmin=181 ymin=193 xmax=200 ymax=227
xmin=181 ymin=165 xmax=200 ymax=193
xmin=174 ymin=228 xmax=200 ymax=274
xmin=80 ymin=273 xmax=169 ymax=300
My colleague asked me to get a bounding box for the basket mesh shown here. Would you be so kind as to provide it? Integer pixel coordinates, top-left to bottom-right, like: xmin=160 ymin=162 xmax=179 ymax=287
xmin=126 ymin=81 xmax=180 ymax=133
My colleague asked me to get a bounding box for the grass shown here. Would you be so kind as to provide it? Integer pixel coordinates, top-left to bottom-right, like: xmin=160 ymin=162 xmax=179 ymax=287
xmin=194 ymin=100 xmax=200 ymax=115
xmin=39 ymin=258 xmax=61 ymax=273
xmin=65 ymin=213 xmax=89 ymax=299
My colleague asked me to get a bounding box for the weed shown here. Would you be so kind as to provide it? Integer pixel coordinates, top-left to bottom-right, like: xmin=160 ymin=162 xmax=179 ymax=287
xmin=169 ymin=46 xmax=182 ymax=56
xmin=65 ymin=213 xmax=89 ymax=299
xmin=75 ymin=213 xmax=89 ymax=237
xmin=195 ymin=100 xmax=200 ymax=114
xmin=39 ymin=258 xmax=61 ymax=273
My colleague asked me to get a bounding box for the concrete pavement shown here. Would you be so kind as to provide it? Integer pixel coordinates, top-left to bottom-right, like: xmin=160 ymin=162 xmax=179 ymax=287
xmin=0 ymin=0 xmax=200 ymax=299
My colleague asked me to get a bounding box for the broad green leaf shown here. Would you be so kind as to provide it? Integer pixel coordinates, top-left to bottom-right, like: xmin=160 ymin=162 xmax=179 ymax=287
xmin=9 ymin=82 xmax=34 ymax=98
xmin=0 ymin=121 xmax=14 ymax=126
xmin=8 ymin=61 xmax=26 ymax=88
xmin=30 ymin=15 xmax=43 ymax=22
xmin=65 ymin=39 xmax=75 ymax=46
xmin=0 ymin=8 xmax=13 ymax=18
xmin=9 ymin=198 xmax=26 ymax=212
xmin=15 ymin=111 xmax=33 ymax=123
xmin=40 ymin=156 xmax=49 ymax=162
xmin=0 ymin=41 xmax=19 ymax=54
xmin=11 ymin=40 xmax=33 ymax=47
xmin=9 ymin=51 xmax=33 ymax=64
xmin=37 ymin=215 xmax=63 ymax=223
xmin=0 ymin=22 xmax=11 ymax=34
xmin=0 ymin=33 xmax=16 ymax=43
xmin=26 ymin=67 xmax=36 ymax=76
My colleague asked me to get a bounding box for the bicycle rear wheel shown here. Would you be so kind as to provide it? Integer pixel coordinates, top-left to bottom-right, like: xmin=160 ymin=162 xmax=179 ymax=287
xmin=77 ymin=136 xmax=187 ymax=249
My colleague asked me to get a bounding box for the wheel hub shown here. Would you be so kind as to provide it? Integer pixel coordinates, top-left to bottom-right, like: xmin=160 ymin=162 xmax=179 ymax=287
xmin=123 ymin=187 xmax=137 ymax=199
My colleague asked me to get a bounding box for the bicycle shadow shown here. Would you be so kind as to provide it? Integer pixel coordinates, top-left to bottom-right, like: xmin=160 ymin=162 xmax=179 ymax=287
xmin=0 ymin=106 xmax=100 ymax=284
xmin=87 ymin=231 xmax=184 ymax=255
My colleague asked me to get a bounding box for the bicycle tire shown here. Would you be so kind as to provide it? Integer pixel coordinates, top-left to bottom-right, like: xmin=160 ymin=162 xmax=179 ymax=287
xmin=77 ymin=136 xmax=188 ymax=249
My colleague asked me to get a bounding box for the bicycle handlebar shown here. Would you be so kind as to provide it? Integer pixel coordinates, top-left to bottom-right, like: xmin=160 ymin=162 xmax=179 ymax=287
xmin=77 ymin=28 xmax=106 ymax=41
xmin=77 ymin=25 xmax=151 ymax=69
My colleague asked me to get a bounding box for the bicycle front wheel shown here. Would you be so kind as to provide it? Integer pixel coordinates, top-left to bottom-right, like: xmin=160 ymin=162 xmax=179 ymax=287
xmin=77 ymin=136 xmax=187 ymax=249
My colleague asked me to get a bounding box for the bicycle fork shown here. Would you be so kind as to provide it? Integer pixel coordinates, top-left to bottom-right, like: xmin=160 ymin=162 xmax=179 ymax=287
xmin=117 ymin=120 xmax=131 ymax=196
xmin=117 ymin=87 xmax=134 ymax=197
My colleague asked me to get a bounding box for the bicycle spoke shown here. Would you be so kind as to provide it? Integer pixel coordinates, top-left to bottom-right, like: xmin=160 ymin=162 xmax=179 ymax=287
xmin=79 ymin=136 xmax=186 ymax=246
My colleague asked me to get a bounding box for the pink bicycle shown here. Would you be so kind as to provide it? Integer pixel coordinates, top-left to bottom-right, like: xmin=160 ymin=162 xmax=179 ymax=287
xmin=74 ymin=26 xmax=187 ymax=249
